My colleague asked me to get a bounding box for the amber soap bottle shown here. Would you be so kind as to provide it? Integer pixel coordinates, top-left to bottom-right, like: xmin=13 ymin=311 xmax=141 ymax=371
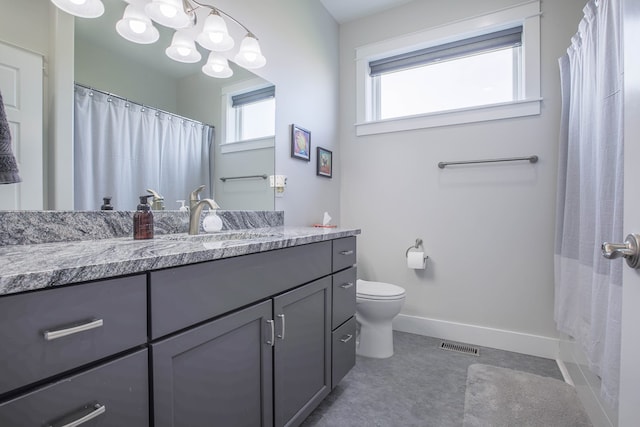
xmin=133 ymin=195 xmax=154 ymax=240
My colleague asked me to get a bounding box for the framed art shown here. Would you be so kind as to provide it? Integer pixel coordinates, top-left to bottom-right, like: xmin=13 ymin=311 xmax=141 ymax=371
xmin=291 ymin=124 xmax=311 ymax=161
xmin=316 ymin=147 xmax=332 ymax=178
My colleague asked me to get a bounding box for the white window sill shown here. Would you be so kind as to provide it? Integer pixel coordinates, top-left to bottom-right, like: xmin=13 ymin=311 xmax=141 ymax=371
xmin=355 ymin=98 xmax=542 ymax=136
xmin=221 ymin=136 xmax=275 ymax=153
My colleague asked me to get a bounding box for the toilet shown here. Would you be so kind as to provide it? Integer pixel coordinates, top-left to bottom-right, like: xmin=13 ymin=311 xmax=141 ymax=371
xmin=356 ymin=279 xmax=406 ymax=358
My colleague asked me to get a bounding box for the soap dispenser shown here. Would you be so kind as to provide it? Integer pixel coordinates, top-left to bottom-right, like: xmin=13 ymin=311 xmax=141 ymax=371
xmin=101 ymin=196 xmax=113 ymax=210
xmin=133 ymin=195 xmax=154 ymax=240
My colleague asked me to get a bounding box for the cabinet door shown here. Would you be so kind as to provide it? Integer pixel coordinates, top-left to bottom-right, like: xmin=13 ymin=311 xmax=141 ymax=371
xmin=152 ymin=300 xmax=273 ymax=427
xmin=273 ymin=277 xmax=331 ymax=427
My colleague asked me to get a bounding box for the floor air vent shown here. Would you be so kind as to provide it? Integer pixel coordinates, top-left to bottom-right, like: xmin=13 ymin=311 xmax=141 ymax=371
xmin=440 ymin=341 xmax=479 ymax=356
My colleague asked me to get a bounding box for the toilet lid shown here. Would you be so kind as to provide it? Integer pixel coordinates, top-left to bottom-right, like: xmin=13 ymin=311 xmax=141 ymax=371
xmin=356 ymin=279 xmax=405 ymax=299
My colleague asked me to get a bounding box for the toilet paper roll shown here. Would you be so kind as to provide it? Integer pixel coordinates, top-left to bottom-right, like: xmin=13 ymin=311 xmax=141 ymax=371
xmin=407 ymin=251 xmax=426 ymax=269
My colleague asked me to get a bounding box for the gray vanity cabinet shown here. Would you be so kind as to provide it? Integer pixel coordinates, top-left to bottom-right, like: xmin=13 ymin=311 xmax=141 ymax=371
xmin=152 ymin=300 xmax=274 ymax=427
xmin=330 ymin=237 xmax=357 ymax=388
xmin=0 ymin=349 xmax=148 ymax=427
xmin=273 ymin=277 xmax=331 ymax=427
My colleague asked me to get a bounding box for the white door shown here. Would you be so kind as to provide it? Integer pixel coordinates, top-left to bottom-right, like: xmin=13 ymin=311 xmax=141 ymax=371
xmin=0 ymin=42 xmax=43 ymax=210
xmin=618 ymin=0 xmax=640 ymax=425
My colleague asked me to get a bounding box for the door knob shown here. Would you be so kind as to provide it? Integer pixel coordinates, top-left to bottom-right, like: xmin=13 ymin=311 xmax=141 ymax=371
xmin=601 ymin=233 xmax=640 ymax=268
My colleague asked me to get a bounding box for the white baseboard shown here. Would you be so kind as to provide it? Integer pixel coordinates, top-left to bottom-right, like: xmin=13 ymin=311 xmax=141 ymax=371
xmin=393 ymin=314 xmax=560 ymax=359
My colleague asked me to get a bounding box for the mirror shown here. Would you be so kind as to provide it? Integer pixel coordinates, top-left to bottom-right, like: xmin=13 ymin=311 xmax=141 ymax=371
xmin=74 ymin=0 xmax=275 ymax=211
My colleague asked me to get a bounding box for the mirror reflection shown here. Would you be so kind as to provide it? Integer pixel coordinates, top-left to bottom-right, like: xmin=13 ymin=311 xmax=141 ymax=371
xmin=76 ymin=0 xmax=276 ymax=211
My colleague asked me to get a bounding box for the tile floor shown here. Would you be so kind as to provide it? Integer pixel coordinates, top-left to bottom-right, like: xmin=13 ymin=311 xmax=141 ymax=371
xmin=302 ymin=331 xmax=563 ymax=427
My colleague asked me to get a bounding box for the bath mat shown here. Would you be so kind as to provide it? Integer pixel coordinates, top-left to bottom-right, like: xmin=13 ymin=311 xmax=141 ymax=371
xmin=463 ymin=364 xmax=592 ymax=427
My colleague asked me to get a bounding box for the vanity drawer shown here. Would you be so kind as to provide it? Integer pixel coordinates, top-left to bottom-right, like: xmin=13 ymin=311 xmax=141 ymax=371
xmin=332 ymin=267 xmax=356 ymax=329
xmin=0 ymin=349 xmax=148 ymax=427
xmin=331 ymin=317 xmax=356 ymax=388
xmin=332 ymin=237 xmax=356 ymax=272
xmin=0 ymin=274 xmax=147 ymax=395
xmin=150 ymin=241 xmax=332 ymax=339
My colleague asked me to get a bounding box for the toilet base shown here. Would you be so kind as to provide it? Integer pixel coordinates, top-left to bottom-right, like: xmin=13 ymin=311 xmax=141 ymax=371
xmin=356 ymin=319 xmax=394 ymax=359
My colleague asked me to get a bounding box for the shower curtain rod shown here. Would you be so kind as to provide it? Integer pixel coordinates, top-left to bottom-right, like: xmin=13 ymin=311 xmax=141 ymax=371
xmin=74 ymin=83 xmax=214 ymax=129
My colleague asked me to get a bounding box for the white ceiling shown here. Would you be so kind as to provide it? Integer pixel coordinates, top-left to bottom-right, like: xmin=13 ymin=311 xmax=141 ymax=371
xmin=319 ymin=0 xmax=413 ymax=24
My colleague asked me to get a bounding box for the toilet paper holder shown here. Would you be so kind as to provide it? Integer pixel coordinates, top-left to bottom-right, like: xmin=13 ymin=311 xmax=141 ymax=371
xmin=405 ymin=238 xmax=428 ymax=260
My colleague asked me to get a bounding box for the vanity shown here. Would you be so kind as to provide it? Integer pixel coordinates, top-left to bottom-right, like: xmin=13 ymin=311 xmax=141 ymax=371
xmin=0 ymin=211 xmax=359 ymax=427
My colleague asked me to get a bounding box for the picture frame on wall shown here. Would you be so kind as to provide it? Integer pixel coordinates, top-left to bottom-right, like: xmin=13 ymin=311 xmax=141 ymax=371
xmin=316 ymin=147 xmax=332 ymax=178
xmin=291 ymin=124 xmax=311 ymax=161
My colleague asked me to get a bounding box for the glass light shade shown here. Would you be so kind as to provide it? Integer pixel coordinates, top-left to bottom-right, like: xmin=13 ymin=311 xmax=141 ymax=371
xmin=202 ymin=53 xmax=233 ymax=78
xmin=165 ymin=31 xmax=202 ymax=63
xmin=145 ymin=0 xmax=191 ymax=29
xmin=234 ymin=35 xmax=266 ymax=69
xmin=196 ymin=11 xmax=234 ymax=52
xmin=51 ymin=0 xmax=104 ymax=18
xmin=116 ymin=5 xmax=159 ymax=44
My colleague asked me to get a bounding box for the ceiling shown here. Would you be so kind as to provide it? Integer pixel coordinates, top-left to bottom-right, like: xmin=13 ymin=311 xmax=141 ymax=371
xmin=319 ymin=0 xmax=413 ymax=24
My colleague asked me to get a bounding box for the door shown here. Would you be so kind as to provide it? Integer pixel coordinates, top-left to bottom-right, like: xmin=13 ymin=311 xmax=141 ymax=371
xmin=0 ymin=42 xmax=43 ymax=209
xmin=151 ymin=300 xmax=273 ymax=427
xmin=618 ymin=0 xmax=640 ymax=424
xmin=273 ymin=277 xmax=331 ymax=427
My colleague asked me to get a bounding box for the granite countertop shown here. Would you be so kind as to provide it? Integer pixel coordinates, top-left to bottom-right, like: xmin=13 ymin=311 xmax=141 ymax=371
xmin=0 ymin=227 xmax=360 ymax=297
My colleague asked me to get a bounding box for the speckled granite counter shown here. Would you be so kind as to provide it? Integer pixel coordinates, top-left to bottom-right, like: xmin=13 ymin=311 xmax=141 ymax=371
xmin=0 ymin=226 xmax=360 ymax=297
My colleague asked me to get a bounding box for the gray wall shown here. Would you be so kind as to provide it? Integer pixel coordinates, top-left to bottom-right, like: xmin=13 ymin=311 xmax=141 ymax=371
xmin=338 ymin=0 xmax=585 ymax=341
xmin=74 ymin=39 xmax=179 ymax=113
xmin=227 ymin=0 xmax=341 ymax=225
xmin=1 ymin=0 xmax=340 ymax=218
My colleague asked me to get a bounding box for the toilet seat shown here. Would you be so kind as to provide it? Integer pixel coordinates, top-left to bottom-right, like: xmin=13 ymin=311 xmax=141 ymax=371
xmin=356 ymin=279 xmax=405 ymax=300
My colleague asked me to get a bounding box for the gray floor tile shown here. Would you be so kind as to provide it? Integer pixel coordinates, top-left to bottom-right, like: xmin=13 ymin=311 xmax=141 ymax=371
xmin=302 ymin=331 xmax=562 ymax=427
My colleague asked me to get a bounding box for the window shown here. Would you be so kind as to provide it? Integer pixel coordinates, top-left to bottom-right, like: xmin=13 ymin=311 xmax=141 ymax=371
xmin=372 ymin=27 xmax=522 ymax=120
xmin=355 ymin=1 xmax=541 ymax=135
xmin=228 ymin=85 xmax=275 ymax=143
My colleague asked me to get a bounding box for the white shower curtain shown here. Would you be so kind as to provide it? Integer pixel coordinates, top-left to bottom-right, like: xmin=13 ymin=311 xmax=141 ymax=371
xmin=74 ymin=84 xmax=214 ymax=210
xmin=555 ymin=0 xmax=622 ymax=409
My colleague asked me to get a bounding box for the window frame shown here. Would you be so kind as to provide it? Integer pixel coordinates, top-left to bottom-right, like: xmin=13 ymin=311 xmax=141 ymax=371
xmin=220 ymin=79 xmax=276 ymax=153
xmin=355 ymin=1 xmax=541 ymax=136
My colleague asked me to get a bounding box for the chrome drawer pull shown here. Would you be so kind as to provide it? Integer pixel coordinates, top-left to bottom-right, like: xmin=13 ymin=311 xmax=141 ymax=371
xmin=340 ymin=334 xmax=353 ymax=343
xmin=277 ymin=314 xmax=286 ymax=340
xmin=266 ymin=320 xmax=275 ymax=346
xmin=51 ymin=403 xmax=106 ymax=427
xmin=44 ymin=319 xmax=104 ymax=341
xmin=339 ymin=250 xmax=354 ymax=256
xmin=340 ymin=282 xmax=354 ymax=289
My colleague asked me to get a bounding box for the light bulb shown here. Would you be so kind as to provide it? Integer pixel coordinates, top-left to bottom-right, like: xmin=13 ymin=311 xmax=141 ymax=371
xmin=196 ymin=10 xmax=234 ymax=52
xmin=116 ymin=4 xmax=159 ymax=44
xmin=176 ymin=46 xmax=191 ymax=57
xmin=209 ymin=32 xmax=224 ymax=44
xmin=129 ymin=20 xmax=147 ymax=34
xmin=202 ymin=52 xmax=233 ymax=78
xmin=159 ymin=3 xmax=177 ymax=18
xmin=234 ymin=34 xmax=266 ymax=69
xmin=51 ymin=0 xmax=104 ymax=18
xmin=145 ymin=0 xmax=191 ymax=29
xmin=243 ymin=52 xmax=257 ymax=62
xmin=166 ymin=31 xmax=201 ymax=63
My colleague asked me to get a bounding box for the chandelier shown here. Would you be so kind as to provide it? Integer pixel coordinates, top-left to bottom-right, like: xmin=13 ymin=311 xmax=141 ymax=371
xmin=50 ymin=0 xmax=266 ymax=79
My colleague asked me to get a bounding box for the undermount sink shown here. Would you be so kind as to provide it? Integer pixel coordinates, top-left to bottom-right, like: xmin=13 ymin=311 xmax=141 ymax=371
xmin=156 ymin=231 xmax=279 ymax=243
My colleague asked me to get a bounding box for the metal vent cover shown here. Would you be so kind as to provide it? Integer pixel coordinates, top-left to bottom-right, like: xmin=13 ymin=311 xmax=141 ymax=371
xmin=440 ymin=341 xmax=479 ymax=356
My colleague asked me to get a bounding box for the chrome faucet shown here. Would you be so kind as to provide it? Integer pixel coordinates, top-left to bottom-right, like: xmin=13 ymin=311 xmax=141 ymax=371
xmin=146 ymin=189 xmax=165 ymax=210
xmin=188 ymin=185 xmax=221 ymax=235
